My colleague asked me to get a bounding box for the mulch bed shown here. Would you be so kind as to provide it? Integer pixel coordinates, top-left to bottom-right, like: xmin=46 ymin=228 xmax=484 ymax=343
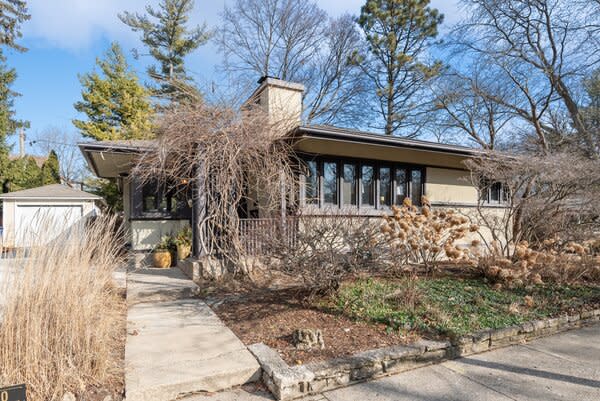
xmin=212 ymin=289 xmax=418 ymax=365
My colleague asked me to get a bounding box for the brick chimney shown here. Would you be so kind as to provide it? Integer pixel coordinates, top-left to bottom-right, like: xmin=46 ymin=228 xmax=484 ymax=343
xmin=245 ymin=76 xmax=305 ymax=131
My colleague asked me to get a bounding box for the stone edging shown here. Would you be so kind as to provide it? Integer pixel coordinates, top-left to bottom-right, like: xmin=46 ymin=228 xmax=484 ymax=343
xmin=248 ymin=309 xmax=600 ymax=400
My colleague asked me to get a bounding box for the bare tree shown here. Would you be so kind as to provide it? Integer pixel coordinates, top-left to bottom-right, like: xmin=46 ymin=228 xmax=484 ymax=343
xmin=432 ymin=64 xmax=514 ymax=149
xmin=465 ymin=151 xmax=600 ymax=257
xmin=31 ymin=128 xmax=86 ymax=187
xmin=217 ymin=0 xmax=367 ymax=127
xmin=451 ymin=0 xmax=600 ymax=156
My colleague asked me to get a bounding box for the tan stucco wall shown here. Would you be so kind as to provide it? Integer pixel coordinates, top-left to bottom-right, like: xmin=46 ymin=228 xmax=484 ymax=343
xmin=426 ymin=167 xmax=478 ymax=205
xmin=130 ymin=219 xmax=189 ymax=251
xmin=1 ymin=199 xmax=98 ymax=248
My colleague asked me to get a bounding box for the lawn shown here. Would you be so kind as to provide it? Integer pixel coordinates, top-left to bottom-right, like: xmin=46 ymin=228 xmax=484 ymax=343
xmin=211 ymin=274 xmax=599 ymax=364
xmin=333 ymin=277 xmax=600 ymax=338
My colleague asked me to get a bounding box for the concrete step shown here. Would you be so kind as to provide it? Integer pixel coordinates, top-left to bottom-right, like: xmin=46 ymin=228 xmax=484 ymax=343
xmin=125 ymin=269 xmax=261 ymax=401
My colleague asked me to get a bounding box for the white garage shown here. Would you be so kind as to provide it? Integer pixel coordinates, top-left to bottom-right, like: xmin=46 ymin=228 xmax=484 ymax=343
xmin=0 ymin=184 xmax=101 ymax=248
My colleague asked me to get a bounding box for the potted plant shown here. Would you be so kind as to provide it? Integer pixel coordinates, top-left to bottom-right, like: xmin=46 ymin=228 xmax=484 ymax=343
xmin=174 ymin=226 xmax=192 ymax=260
xmin=152 ymin=235 xmax=173 ymax=268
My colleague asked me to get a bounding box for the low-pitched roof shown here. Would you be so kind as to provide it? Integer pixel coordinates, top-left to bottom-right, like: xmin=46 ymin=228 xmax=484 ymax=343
xmin=0 ymin=184 xmax=101 ymax=200
xmin=294 ymin=125 xmax=483 ymax=156
xmin=78 ymin=139 xmax=157 ymax=152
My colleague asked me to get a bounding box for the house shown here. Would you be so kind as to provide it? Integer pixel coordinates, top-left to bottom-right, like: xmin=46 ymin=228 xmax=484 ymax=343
xmin=79 ymin=77 xmax=506 ymax=259
xmin=0 ymin=184 xmax=101 ymax=248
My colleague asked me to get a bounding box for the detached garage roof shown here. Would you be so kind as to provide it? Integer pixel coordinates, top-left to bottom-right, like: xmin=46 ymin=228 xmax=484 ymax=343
xmin=0 ymin=184 xmax=101 ymax=200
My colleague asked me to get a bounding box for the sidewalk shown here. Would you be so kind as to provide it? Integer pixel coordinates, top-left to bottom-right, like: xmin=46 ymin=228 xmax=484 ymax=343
xmin=124 ymin=267 xmax=261 ymax=401
xmin=188 ymin=324 xmax=600 ymax=401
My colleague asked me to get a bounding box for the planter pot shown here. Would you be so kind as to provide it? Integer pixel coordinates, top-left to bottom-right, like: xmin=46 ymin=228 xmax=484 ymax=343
xmin=177 ymin=244 xmax=191 ymax=260
xmin=152 ymin=250 xmax=171 ymax=268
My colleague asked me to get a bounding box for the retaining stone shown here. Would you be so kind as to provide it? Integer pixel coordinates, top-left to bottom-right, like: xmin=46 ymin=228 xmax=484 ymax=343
xmin=251 ymin=309 xmax=600 ymax=400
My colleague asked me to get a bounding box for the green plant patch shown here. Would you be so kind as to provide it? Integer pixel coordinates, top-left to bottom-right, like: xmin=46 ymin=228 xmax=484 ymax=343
xmin=333 ymin=277 xmax=600 ymax=338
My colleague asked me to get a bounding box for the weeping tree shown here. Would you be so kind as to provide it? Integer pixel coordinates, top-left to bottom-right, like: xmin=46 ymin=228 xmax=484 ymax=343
xmin=132 ymin=103 xmax=298 ymax=271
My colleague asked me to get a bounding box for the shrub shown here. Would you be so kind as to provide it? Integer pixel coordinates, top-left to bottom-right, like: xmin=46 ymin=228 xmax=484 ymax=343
xmin=380 ymin=197 xmax=480 ymax=272
xmin=480 ymin=238 xmax=600 ymax=288
xmin=0 ymin=215 xmax=125 ymax=401
xmin=263 ymin=214 xmax=388 ymax=296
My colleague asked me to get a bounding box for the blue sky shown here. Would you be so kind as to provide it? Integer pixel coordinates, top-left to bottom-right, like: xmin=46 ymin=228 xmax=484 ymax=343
xmin=7 ymin=0 xmax=462 ymax=154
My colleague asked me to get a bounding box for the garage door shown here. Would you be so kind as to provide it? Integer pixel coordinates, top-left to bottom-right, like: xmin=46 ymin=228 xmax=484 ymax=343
xmin=15 ymin=205 xmax=84 ymax=247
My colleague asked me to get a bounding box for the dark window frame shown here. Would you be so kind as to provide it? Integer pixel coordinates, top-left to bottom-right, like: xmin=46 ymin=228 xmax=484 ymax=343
xmin=131 ymin=178 xmax=192 ymax=220
xmin=299 ymin=155 xmax=425 ymax=210
xmin=479 ymin=180 xmax=508 ymax=205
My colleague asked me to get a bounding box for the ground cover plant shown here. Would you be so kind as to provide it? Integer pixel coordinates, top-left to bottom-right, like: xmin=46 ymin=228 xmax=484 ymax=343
xmin=0 ymin=215 xmax=126 ymax=401
xmin=333 ymin=277 xmax=600 ymax=338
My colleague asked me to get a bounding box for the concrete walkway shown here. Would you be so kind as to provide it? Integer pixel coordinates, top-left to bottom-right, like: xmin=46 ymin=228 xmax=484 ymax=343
xmin=188 ymin=324 xmax=600 ymax=401
xmin=125 ymin=267 xmax=261 ymax=401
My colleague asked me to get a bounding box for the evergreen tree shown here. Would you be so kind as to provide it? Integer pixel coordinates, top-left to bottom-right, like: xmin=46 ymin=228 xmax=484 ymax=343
xmin=357 ymin=0 xmax=443 ymax=136
xmin=4 ymin=156 xmax=41 ymax=191
xmin=0 ymin=0 xmax=30 ymax=51
xmin=0 ymin=50 xmax=28 ymax=192
xmin=85 ymin=177 xmax=123 ymax=211
xmin=73 ymin=42 xmax=154 ymax=141
xmin=0 ymin=1 xmax=29 ymax=194
xmin=119 ymin=0 xmax=211 ymax=103
xmin=40 ymin=149 xmax=60 ymax=185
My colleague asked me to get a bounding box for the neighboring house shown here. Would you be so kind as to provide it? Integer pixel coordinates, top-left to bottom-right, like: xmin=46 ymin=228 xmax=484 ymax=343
xmin=79 ymin=77 xmax=507 ymax=255
xmin=0 ymin=184 xmax=101 ymax=248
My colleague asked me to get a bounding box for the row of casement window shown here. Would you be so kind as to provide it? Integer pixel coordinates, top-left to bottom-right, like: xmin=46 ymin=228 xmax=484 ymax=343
xmin=302 ymin=159 xmax=424 ymax=208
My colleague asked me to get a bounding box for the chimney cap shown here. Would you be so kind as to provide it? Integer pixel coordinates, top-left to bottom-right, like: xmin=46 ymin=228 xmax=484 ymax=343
xmin=257 ymin=75 xmax=279 ymax=84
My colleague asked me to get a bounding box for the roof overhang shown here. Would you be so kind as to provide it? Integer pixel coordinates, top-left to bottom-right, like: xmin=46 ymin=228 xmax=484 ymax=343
xmin=78 ymin=141 xmax=155 ymax=179
xmin=289 ymin=126 xmax=483 ymax=170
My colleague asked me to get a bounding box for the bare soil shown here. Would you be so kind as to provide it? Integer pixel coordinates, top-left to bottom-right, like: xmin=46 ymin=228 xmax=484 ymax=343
xmin=212 ymin=288 xmax=418 ymax=365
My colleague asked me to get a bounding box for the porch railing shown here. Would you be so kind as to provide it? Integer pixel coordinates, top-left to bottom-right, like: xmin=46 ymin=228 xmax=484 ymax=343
xmin=239 ymin=218 xmax=298 ymax=255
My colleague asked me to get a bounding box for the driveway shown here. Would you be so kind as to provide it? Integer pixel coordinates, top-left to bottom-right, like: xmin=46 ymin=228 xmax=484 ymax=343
xmin=0 ymin=258 xmax=23 ymax=306
xmin=190 ymin=324 xmax=600 ymax=401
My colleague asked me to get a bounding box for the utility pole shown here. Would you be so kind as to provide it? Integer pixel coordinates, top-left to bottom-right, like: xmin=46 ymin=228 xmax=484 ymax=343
xmin=19 ymin=128 xmax=25 ymax=157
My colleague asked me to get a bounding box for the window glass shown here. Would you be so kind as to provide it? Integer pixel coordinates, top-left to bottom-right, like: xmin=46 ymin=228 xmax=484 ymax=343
xmin=305 ymin=160 xmax=318 ymax=205
xmin=410 ymin=169 xmax=422 ymax=206
xmin=342 ymin=163 xmax=357 ymax=206
xmin=379 ymin=167 xmax=391 ymax=207
xmin=395 ymin=168 xmax=407 ymax=204
xmin=490 ymin=182 xmax=501 ymax=203
xmin=142 ymin=182 xmax=158 ymax=212
xmin=361 ymin=165 xmax=375 ymax=206
xmin=323 ymin=162 xmax=338 ymax=205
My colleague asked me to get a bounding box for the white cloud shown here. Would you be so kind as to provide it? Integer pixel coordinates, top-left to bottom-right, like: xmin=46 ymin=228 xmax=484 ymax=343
xmin=22 ymin=0 xmax=463 ymax=51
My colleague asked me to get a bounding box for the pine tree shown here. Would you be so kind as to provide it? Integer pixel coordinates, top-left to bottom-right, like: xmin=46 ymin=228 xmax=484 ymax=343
xmin=0 ymin=0 xmax=30 ymax=51
xmin=40 ymin=149 xmax=60 ymax=185
xmin=4 ymin=156 xmax=41 ymax=191
xmin=119 ymin=0 xmax=211 ymax=103
xmin=0 ymin=50 xmax=28 ymax=192
xmin=0 ymin=0 xmax=29 ymax=194
xmin=73 ymin=42 xmax=155 ymax=141
xmin=357 ymin=0 xmax=443 ymax=136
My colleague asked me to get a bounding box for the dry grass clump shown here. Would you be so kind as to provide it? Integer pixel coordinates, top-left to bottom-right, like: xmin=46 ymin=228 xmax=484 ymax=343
xmin=380 ymin=197 xmax=480 ymax=272
xmin=0 ymin=215 xmax=125 ymax=401
xmin=480 ymin=238 xmax=600 ymax=288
